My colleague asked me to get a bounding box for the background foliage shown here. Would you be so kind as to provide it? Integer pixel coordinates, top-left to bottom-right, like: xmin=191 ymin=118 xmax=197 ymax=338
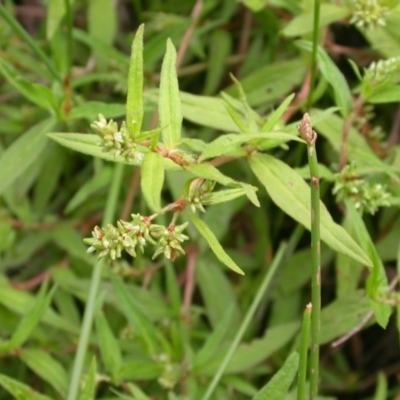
xmin=1 ymin=0 xmax=400 ymax=399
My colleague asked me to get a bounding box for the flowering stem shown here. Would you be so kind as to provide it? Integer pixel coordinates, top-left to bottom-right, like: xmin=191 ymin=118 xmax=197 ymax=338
xmin=297 ymin=303 xmax=312 ymax=400
xmin=67 ymin=163 xmax=124 ymax=400
xmin=298 ymin=114 xmax=321 ymax=400
xmin=307 ymin=0 xmax=321 ymax=110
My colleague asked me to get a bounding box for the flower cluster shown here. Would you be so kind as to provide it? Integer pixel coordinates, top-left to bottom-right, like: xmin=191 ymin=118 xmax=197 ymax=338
xmin=363 ymin=57 xmax=400 ymax=87
xmin=91 ymin=114 xmax=142 ymax=161
xmin=350 ymin=0 xmax=390 ymax=29
xmin=84 ymin=214 xmax=189 ymax=261
xmin=185 ymin=179 xmax=216 ymax=213
xmin=155 ymin=354 xmax=180 ymax=389
xmin=333 ymin=164 xmax=392 ymax=214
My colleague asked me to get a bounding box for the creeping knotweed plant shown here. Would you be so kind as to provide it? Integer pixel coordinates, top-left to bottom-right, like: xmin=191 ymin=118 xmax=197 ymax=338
xmin=333 ymin=164 xmax=392 ymax=214
xmin=350 ymin=0 xmax=390 ymax=29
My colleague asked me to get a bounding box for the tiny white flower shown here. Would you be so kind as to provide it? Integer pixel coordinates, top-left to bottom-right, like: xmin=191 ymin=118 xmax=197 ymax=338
xmin=135 ymin=152 xmax=144 ymax=163
xmin=114 ymin=132 xmax=123 ymax=142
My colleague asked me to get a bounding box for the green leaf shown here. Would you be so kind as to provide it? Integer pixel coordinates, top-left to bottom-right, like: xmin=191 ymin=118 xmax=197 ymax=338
xmin=69 ymin=102 xmax=125 ymax=121
xmin=367 ymin=84 xmax=400 ymax=103
xmin=119 ymin=357 xmax=163 ymax=380
xmin=181 ymin=92 xmax=239 ymax=132
xmin=296 ymin=41 xmax=352 ymax=116
xmin=79 ymin=357 xmax=97 ymax=400
xmin=185 ymin=163 xmax=235 ymax=186
xmin=249 ymin=153 xmax=372 ymax=266
xmin=127 ymin=383 xmax=152 ymax=400
xmin=159 ymin=39 xmax=182 ymax=149
xmin=52 ymin=223 xmax=93 ymax=264
xmin=319 ymin=290 xmax=372 ymax=344
xmin=203 ymin=29 xmax=232 ymax=95
xmin=47 ymin=133 xmax=181 ymax=170
xmin=46 ymin=0 xmax=65 ymax=39
xmin=224 ymin=59 xmax=306 ymax=108
xmin=239 ymin=182 xmax=260 ymax=207
xmin=5 ymin=282 xmax=55 ymax=352
xmin=193 ymin=305 xmax=235 ymax=370
xmin=186 ymin=213 xmax=244 ymax=275
xmin=0 ymin=60 xmax=56 ymax=111
xmin=110 ymin=273 xmax=163 ymax=354
xmin=19 ymin=349 xmax=68 ymax=397
xmin=283 ymin=4 xmax=350 ymax=37
xmin=252 ymin=352 xmax=299 ymax=400
xmin=345 ymin=201 xmax=391 ymax=328
xmin=202 ymin=188 xmax=249 ymax=206
xmin=373 ymin=372 xmax=388 ymax=400
xmin=196 ymin=258 xmax=242 ymax=335
xmin=0 ymin=281 xmax=76 ymax=334
xmin=141 ymin=152 xmax=165 ymax=212
xmin=313 ymin=112 xmax=377 ymax=167
xmin=199 ymin=132 xmax=304 ymax=161
xmin=0 ymin=119 xmax=55 ymax=196
xmin=261 ymin=93 xmax=295 ymax=132
xmin=66 ymin=166 xmax=112 ymax=213
xmin=0 ymin=374 xmax=53 ymax=400
xmin=88 ymin=0 xmax=116 ymax=45
xmin=221 ymin=93 xmax=251 ymax=133
xmin=242 ymin=0 xmax=268 ymax=12
xmin=199 ymin=322 xmax=299 ymax=375
xmin=96 ymin=312 xmax=122 ymax=383
xmin=127 ymin=25 xmax=144 ymax=137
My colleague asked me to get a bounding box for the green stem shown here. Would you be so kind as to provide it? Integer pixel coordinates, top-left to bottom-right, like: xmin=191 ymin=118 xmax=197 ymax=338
xmin=307 ymin=0 xmax=321 ymax=110
xmin=64 ymin=0 xmax=73 ymax=73
xmin=297 ymin=303 xmax=312 ymax=400
xmin=0 ymin=4 xmax=62 ymax=82
xmin=307 ymin=143 xmax=321 ymax=400
xmin=67 ymin=163 xmax=124 ymax=400
xmin=201 ymin=243 xmax=287 ymax=400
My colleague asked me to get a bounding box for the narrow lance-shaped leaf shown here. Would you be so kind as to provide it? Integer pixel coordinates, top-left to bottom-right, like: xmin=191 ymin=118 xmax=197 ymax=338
xmin=96 ymin=312 xmax=122 ymax=383
xmin=345 ymin=201 xmax=391 ymax=328
xmin=0 ymin=119 xmax=55 ymax=196
xmin=19 ymin=349 xmax=69 ymax=397
xmin=110 ymin=272 xmax=162 ymax=355
xmin=79 ymin=357 xmax=97 ymax=400
xmin=186 ymin=212 xmax=244 ymax=275
xmin=199 ymin=132 xmax=304 ymax=162
xmin=261 ymin=93 xmax=295 ymax=132
xmin=126 ymin=24 xmax=144 ymax=137
xmin=252 ymin=352 xmax=299 ymax=400
xmin=46 ymin=0 xmax=65 ymax=39
xmin=0 ymin=374 xmax=53 ymax=400
xmin=141 ymin=152 xmax=165 ymax=212
xmin=5 ymin=281 xmax=56 ymax=351
xmin=249 ymin=153 xmax=372 ymax=266
xmin=159 ymin=39 xmax=182 ymax=149
xmin=0 ymin=59 xmax=56 ymax=111
xmin=48 ymin=133 xmax=181 ymax=171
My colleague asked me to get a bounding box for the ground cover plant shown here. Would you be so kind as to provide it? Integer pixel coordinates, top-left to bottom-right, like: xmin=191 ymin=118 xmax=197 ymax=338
xmin=1 ymin=0 xmax=400 ymax=399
